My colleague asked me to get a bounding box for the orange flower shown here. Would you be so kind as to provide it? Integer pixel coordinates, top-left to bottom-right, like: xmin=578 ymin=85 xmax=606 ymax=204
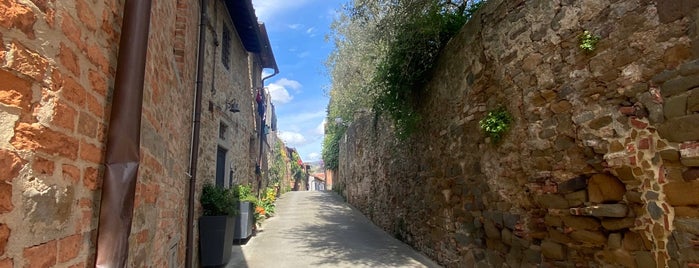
xmin=255 ymin=206 xmax=266 ymax=215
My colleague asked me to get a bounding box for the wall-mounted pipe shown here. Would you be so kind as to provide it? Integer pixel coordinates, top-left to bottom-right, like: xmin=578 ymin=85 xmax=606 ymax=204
xmin=94 ymin=0 xmax=152 ymax=267
xmin=185 ymin=0 xmax=208 ymax=267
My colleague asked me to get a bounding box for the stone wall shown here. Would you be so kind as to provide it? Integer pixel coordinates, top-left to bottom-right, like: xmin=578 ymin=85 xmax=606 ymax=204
xmin=0 ymin=0 xmax=265 ymax=267
xmin=337 ymin=0 xmax=699 ymax=267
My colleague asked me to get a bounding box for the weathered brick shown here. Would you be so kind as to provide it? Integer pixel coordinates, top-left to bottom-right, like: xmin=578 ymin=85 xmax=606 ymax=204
xmin=8 ymin=41 xmax=48 ymax=81
xmin=23 ymin=240 xmax=57 ymax=268
xmin=0 ymin=0 xmax=36 ymax=38
xmin=84 ymin=166 xmax=100 ymax=190
xmin=60 ymin=76 xmax=86 ymax=106
xmin=85 ymin=92 xmax=105 ymax=118
xmin=75 ymin=0 xmax=97 ymax=31
xmin=32 ymin=156 xmax=55 ymax=175
xmin=59 ymin=43 xmax=80 ymax=76
xmin=88 ymin=69 xmax=107 ymax=96
xmin=62 ymin=164 xmax=80 ymax=183
xmin=77 ymin=111 xmax=98 ymax=138
xmin=0 ymin=224 xmax=9 ymax=255
xmin=85 ymin=42 xmax=109 ymax=73
xmin=0 ymin=149 xmax=25 ymax=182
xmin=11 ymin=123 xmax=79 ymax=160
xmin=60 ymin=14 xmax=83 ymax=50
xmin=0 ymin=69 xmax=33 ymax=110
xmin=79 ymin=140 xmax=103 ymax=164
xmin=0 ymin=258 xmax=12 ymax=268
xmin=52 ymin=100 xmax=77 ymax=131
xmin=57 ymin=233 xmax=82 ymax=263
xmin=0 ymin=182 xmax=12 ymax=213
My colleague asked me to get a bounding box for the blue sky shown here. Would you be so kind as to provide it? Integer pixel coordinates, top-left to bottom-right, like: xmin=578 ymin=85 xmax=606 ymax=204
xmin=252 ymin=0 xmax=345 ymax=163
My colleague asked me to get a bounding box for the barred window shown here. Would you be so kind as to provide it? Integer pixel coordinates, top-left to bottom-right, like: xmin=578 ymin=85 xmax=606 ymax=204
xmin=222 ymin=25 xmax=231 ymax=69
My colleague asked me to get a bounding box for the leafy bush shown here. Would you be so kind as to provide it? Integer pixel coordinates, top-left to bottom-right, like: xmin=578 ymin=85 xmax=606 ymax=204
xmin=479 ymin=107 xmax=513 ymax=143
xmin=579 ymin=30 xmax=600 ymax=52
xmin=200 ymin=183 xmax=238 ymax=216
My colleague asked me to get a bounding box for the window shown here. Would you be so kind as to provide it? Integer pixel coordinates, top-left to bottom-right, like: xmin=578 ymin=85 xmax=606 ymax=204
xmin=222 ymin=25 xmax=231 ymax=69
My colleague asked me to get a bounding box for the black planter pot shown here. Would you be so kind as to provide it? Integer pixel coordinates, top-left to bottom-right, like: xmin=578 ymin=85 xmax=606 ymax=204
xmin=234 ymin=201 xmax=255 ymax=241
xmin=199 ymin=215 xmax=235 ymax=267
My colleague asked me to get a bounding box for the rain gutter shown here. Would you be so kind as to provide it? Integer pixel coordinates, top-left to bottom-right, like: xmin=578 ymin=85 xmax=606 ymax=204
xmin=94 ymin=0 xmax=152 ymax=267
xmin=184 ymin=0 xmax=208 ymax=267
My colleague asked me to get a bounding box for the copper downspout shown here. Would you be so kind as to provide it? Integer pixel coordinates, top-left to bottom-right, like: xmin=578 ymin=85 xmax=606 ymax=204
xmin=185 ymin=0 xmax=208 ymax=267
xmin=94 ymin=0 xmax=152 ymax=267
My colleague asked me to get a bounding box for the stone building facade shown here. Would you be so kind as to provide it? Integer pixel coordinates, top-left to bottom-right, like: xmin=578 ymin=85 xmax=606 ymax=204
xmin=0 ymin=0 xmax=277 ymax=267
xmin=337 ymin=0 xmax=699 ymax=267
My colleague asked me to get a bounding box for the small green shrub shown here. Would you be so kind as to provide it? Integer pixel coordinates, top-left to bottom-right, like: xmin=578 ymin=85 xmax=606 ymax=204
xmin=479 ymin=107 xmax=513 ymax=143
xmin=579 ymin=30 xmax=600 ymax=52
xmin=200 ymin=183 xmax=238 ymax=216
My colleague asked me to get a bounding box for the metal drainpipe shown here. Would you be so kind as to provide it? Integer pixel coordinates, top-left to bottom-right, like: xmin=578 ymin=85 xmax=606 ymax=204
xmin=184 ymin=0 xmax=208 ymax=267
xmin=256 ymin=69 xmax=278 ymax=194
xmin=94 ymin=0 xmax=152 ymax=267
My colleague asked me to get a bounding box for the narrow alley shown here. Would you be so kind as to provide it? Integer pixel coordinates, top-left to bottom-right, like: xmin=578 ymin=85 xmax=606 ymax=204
xmin=227 ymin=191 xmax=440 ymax=268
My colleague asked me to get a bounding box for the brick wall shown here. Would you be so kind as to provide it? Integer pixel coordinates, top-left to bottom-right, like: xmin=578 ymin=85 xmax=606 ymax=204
xmin=337 ymin=0 xmax=699 ymax=267
xmin=0 ymin=0 xmax=266 ymax=267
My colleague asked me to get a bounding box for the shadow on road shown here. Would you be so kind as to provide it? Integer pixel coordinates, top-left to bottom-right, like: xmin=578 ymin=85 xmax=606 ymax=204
xmin=280 ymin=191 xmax=439 ymax=267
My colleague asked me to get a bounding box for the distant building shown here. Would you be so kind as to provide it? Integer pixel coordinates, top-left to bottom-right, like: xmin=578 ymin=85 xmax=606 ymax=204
xmin=309 ymin=173 xmax=326 ymax=191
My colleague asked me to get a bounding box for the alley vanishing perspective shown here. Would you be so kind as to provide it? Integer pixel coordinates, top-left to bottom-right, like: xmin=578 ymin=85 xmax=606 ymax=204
xmin=227 ymin=191 xmax=440 ymax=268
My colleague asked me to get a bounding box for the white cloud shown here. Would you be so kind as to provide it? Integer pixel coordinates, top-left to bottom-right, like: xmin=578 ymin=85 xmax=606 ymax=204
xmin=267 ymin=78 xmax=302 ymax=104
xmin=315 ymin=119 xmax=326 ymax=135
xmin=252 ymin=0 xmax=313 ymax=22
xmin=297 ymin=51 xmax=310 ymax=58
xmin=278 ymin=131 xmax=307 ymax=146
xmin=308 ymin=152 xmax=320 ymax=161
xmin=306 ymin=27 xmax=315 ymax=34
xmin=288 ymin=24 xmax=303 ymax=30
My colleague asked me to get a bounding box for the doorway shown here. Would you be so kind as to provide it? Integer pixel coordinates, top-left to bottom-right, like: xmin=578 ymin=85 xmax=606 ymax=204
xmin=216 ymin=146 xmax=227 ymax=187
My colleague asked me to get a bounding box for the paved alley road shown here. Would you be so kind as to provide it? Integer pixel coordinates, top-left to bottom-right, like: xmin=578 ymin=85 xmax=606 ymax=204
xmin=226 ymin=191 xmax=441 ymax=268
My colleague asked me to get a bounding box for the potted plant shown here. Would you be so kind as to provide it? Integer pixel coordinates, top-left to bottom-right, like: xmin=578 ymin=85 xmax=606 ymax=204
xmin=232 ymin=184 xmax=257 ymax=242
xmin=199 ymin=183 xmax=238 ymax=266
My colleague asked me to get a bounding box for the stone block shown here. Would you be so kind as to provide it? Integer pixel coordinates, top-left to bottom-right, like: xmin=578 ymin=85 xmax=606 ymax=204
xmin=565 ymin=190 xmax=587 ymax=207
xmin=625 ymin=191 xmax=642 ymax=204
xmin=587 ymin=174 xmax=626 ymax=203
xmin=674 ymin=206 xmax=699 ymax=217
xmin=601 ymin=218 xmax=635 ymax=231
xmin=570 ymin=230 xmax=607 ymax=245
xmin=588 ymin=116 xmax=612 ymax=130
xmin=681 ymin=142 xmax=699 ymax=166
xmin=608 ymin=233 xmax=622 ymax=249
xmin=557 ymin=176 xmax=587 ymax=194
xmin=658 ymin=114 xmax=699 ymax=142
xmin=684 ymin=168 xmax=699 ymax=181
xmin=665 ymin=93 xmax=688 ymax=120
xmin=623 ymin=231 xmax=649 ymax=251
xmin=662 ymin=74 xmax=699 ymax=97
xmin=665 ymin=180 xmax=699 ymax=206
xmin=659 ymin=148 xmax=680 ymax=162
xmin=561 ymin=216 xmax=601 ymax=230
xmin=536 ymin=194 xmax=569 ymax=209
xmin=688 ymin=88 xmax=699 ymax=113
xmin=23 ymin=240 xmax=57 ymax=268
xmin=541 ymin=240 xmax=566 ymax=260
xmin=634 ymin=251 xmax=656 ymax=268
xmin=674 ymin=218 xmax=699 ymax=235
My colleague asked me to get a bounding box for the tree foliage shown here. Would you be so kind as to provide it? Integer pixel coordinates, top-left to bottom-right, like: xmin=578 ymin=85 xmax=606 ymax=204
xmin=323 ymin=0 xmax=484 ymax=167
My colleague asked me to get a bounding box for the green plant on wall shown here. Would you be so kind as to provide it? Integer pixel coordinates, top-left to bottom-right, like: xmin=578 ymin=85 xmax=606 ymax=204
xmin=579 ymin=30 xmax=600 ymax=52
xmin=479 ymin=107 xmax=513 ymax=144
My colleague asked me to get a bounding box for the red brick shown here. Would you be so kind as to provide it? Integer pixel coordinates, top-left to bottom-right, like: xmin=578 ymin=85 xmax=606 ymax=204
xmin=52 ymin=100 xmax=77 ymax=131
xmin=61 ymin=76 xmax=86 ymax=106
xmin=57 ymin=233 xmax=82 ymax=263
xmin=79 ymin=140 xmax=102 ymax=164
xmin=23 ymin=240 xmax=57 ymax=268
xmin=0 ymin=182 xmax=12 ymax=213
xmin=85 ymin=43 xmax=109 ymax=73
xmin=84 ymin=166 xmax=100 ymax=190
xmin=60 ymin=14 xmax=83 ymax=50
xmin=49 ymin=69 xmax=64 ymax=91
xmin=0 ymin=149 xmax=25 ymax=182
xmin=68 ymin=262 xmax=85 ymax=268
xmin=135 ymin=229 xmax=149 ymax=243
xmin=12 ymin=123 xmax=79 ymax=159
xmin=0 ymin=0 xmax=36 ymax=38
xmin=629 ymin=118 xmax=648 ymax=129
xmin=78 ymin=198 xmax=92 ymax=209
xmin=638 ymin=138 xmax=651 ymax=150
xmin=77 ymin=111 xmax=97 ymax=138
xmin=32 ymin=156 xmax=55 ymax=175
xmin=30 ymin=0 xmax=49 ymax=13
xmin=59 ymin=43 xmax=80 ymax=76
xmin=75 ymin=0 xmax=97 ymax=31
xmin=619 ymin=106 xmax=635 ymax=115
xmin=62 ymin=164 xmax=80 ymax=183
xmin=0 ymin=224 xmax=9 ymax=255
xmin=8 ymin=40 xmax=48 ymax=81
xmin=0 ymin=258 xmax=12 ymax=268
xmin=0 ymin=69 xmax=33 ymax=110
xmin=143 ymin=183 xmax=160 ymax=204
xmin=88 ymin=69 xmax=107 ymax=96
xmin=85 ymin=92 xmax=105 ymax=118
